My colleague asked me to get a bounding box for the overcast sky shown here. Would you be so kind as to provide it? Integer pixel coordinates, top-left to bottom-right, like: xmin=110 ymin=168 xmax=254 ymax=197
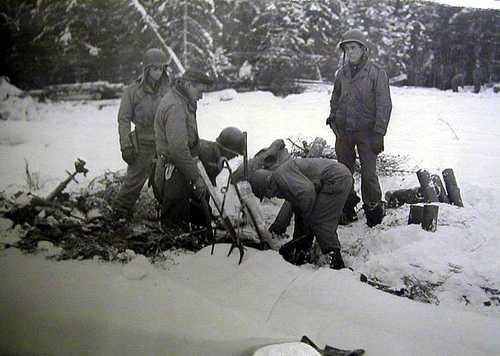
xmin=427 ymin=0 xmax=500 ymax=9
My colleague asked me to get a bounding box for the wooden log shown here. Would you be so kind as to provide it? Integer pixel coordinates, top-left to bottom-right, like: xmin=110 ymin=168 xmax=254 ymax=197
xmin=29 ymin=81 xmax=125 ymax=101
xmin=408 ymin=205 xmax=424 ymax=225
xmin=442 ymin=168 xmax=464 ymax=207
xmin=236 ymin=181 xmax=279 ymax=250
xmin=416 ymin=169 xmax=439 ymax=203
xmin=421 ymin=204 xmax=439 ymax=232
xmin=385 ymin=187 xmax=424 ymax=208
xmin=431 ymin=174 xmax=450 ymax=204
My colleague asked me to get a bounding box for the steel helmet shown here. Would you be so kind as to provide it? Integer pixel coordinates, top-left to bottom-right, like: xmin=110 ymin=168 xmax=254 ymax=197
xmin=142 ymin=48 xmax=168 ymax=68
xmin=216 ymin=126 xmax=244 ymax=155
xmin=249 ymin=169 xmax=273 ymax=200
xmin=337 ymin=29 xmax=369 ymax=50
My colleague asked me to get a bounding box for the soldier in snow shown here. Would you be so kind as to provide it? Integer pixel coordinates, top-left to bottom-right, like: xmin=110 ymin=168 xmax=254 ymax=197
xmin=326 ymin=29 xmax=392 ymax=227
xmin=113 ymin=48 xmax=170 ymax=219
xmin=153 ymin=70 xmax=245 ymax=232
xmin=249 ymin=158 xmax=352 ymax=269
xmin=451 ymin=71 xmax=465 ymax=92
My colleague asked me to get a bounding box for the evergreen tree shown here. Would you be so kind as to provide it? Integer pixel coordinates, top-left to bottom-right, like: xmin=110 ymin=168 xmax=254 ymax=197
xmin=152 ymin=0 xmax=221 ymax=75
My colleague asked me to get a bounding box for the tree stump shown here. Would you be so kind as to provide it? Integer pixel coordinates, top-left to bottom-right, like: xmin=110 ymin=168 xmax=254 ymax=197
xmin=431 ymin=174 xmax=450 ymax=204
xmin=442 ymin=168 xmax=463 ymax=207
xmin=416 ymin=169 xmax=439 ymax=203
xmin=421 ymin=204 xmax=439 ymax=232
xmin=408 ymin=205 xmax=424 ymax=225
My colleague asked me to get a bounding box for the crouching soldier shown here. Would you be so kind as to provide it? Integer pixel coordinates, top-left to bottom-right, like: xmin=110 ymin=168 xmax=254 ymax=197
xmin=249 ymin=158 xmax=352 ymax=269
xmin=113 ymin=48 xmax=170 ymax=219
xmin=188 ymin=127 xmax=246 ymax=226
xmin=198 ymin=127 xmax=246 ymax=185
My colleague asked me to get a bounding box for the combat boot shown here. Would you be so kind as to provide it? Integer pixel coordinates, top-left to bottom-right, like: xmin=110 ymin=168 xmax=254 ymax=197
xmin=363 ymin=201 xmax=386 ymax=227
xmin=339 ymin=191 xmax=360 ymax=225
xmin=329 ymin=248 xmax=346 ymax=270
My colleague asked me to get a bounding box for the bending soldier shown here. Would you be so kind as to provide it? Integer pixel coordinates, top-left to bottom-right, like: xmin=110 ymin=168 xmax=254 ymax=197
xmin=249 ymin=158 xmax=352 ymax=269
xmin=113 ymin=48 xmax=170 ymax=218
xmin=326 ymin=29 xmax=392 ymax=227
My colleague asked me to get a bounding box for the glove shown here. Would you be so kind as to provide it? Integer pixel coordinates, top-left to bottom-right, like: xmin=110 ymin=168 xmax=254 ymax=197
xmin=121 ymin=146 xmax=136 ymax=165
xmin=193 ymin=176 xmax=207 ymax=200
xmin=326 ymin=116 xmax=340 ymax=136
xmin=371 ymin=134 xmax=384 ymax=154
xmin=269 ymin=220 xmax=287 ymax=235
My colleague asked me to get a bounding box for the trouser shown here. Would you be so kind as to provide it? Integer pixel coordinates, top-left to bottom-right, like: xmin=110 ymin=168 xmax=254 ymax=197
xmin=158 ymin=168 xmax=210 ymax=231
xmin=113 ymin=142 xmax=155 ymax=213
xmin=335 ymin=130 xmax=382 ymax=204
xmin=308 ymin=166 xmax=352 ymax=253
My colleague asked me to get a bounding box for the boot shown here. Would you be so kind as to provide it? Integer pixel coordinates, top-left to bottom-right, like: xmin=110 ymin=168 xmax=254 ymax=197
xmin=339 ymin=191 xmax=360 ymax=225
xmin=363 ymin=201 xmax=385 ymax=227
xmin=279 ymin=234 xmax=314 ymax=265
xmin=329 ymin=248 xmax=346 ymax=270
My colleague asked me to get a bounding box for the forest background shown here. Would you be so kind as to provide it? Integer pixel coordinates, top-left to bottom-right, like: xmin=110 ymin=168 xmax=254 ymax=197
xmin=1 ymin=0 xmax=499 ymax=94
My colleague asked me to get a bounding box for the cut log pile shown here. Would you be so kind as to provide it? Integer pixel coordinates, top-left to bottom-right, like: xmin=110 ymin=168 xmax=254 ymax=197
xmin=29 ymin=81 xmax=124 ymax=101
xmin=386 ymin=168 xmax=463 ymax=233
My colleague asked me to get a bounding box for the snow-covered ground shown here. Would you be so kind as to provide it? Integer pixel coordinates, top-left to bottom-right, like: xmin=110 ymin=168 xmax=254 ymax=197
xmin=1 ymin=80 xmax=500 ymax=355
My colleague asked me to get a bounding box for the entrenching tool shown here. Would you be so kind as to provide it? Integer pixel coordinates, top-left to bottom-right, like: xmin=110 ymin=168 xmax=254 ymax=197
xmin=196 ymin=159 xmax=245 ymax=264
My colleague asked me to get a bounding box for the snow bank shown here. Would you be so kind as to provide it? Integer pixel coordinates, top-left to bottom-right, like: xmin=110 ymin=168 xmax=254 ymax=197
xmin=1 ymin=83 xmax=500 ymax=355
xmin=0 ymin=77 xmax=41 ymax=121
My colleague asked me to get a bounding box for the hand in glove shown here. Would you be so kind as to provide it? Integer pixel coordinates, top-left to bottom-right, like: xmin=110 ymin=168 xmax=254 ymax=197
xmin=121 ymin=146 xmax=136 ymax=165
xmin=192 ymin=177 xmax=208 ymax=200
xmin=268 ymin=220 xmax=287 ymax=235
xmin=326 ymin=115 xmax=340 ymax=136
xmin=371 ymin=134 xmax=384 ymax=154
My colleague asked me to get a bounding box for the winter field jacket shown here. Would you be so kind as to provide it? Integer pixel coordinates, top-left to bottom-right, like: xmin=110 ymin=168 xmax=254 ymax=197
xmin=154 ymin=83 xmax=200 ymax=183
xmin=329 ymin=60 xmax=392 ymax=135
xmin=271 ymin=158 xmax=351 ymax=225
xmin=117 ymin=75 xmax=169 ymax=149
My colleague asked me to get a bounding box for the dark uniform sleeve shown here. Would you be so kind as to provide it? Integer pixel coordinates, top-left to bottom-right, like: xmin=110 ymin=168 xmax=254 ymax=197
xmin=117 ymin=86 xmax=134 ymax=149
xmin=373 ymin=69 xmax=392 ymax=136
xmin=328 ymin=70 xmax=342 ymax=135
xmin=275 ymin=166 xmax=317 ymax=225
xmin=164 ymin=103 xmax=200 ymax=183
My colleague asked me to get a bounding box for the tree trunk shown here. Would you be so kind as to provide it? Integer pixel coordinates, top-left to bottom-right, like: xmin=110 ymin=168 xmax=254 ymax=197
xmin=442 ymin=168 xmax=463 ymax=207
xmin=385 ymin=187 xmax=423 ymax=208
xmin=30 ymin=82 xmax=124 ymax=101
xmin=408 ymin=204 xmax=424 ymax=225
xmin=416 ymin=169 xmax=439 ymax=203
xmin=421 ymin=204 xmax=439 ymax=232
xmin=431 ymin=174 xmax=450 ymax=203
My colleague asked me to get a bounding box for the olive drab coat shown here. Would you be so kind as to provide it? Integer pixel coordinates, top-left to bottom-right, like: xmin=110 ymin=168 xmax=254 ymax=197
xmin=271 ymin=158 xmax=352 ymax=252
xmin=154 ymin=82 xmax=201 ymax=183
xmin=329 ymin=61 xmax=392 ymax=136
xmin=118 ymin=75 xmax=169 ymax=148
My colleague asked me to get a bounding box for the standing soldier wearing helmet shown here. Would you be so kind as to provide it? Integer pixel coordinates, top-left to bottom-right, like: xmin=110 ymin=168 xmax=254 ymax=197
xmin=326 ymin=29 xmax=392 ymax=227
xmin=113 ymin=48 xmax=170 ymax=218
xmin=153 ymin=69 xmax=215 ymax=231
